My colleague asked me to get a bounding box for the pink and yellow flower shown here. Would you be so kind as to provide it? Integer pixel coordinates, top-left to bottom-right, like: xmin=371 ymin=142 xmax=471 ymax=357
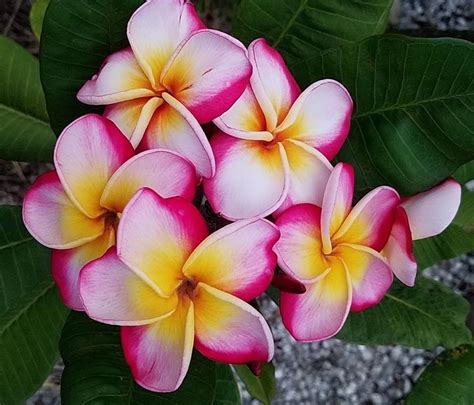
xmin=203 ymin=38 xmax=353 ymax=220
xmin=77 ymin=0 xmax=252 ymax=178
xmin=274 ymin=162 xmax=400 ymax=341
xmin=22 ymin=114 xmax=197 ymax=310
xmin=79 ymin=188 xmax=279 ymax=392
xmin=384 ymin=178 xmax=461 ymax=286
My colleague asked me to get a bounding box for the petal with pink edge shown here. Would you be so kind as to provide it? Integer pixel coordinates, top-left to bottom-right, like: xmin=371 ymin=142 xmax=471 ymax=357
xmin=52 ymin=226 xmax=115 ymax=310
xmin=118 ymin=188 xmax=208 ymax=297
xmin=275 ymin=204 xmax=329 ymax=283
xmin=401 ymin=178 xmax=461 ymax=240
xmin=275 ymin=80 xmax=353 ymax=160
xmin=248 ymin=38 xmax=301 ymax=131
xmin=320 ymin=162 xmax=354 ymax=255
xmin=80 ymin=248 xmax=178 ymax=325
xmin=183 ymin=219 xmax=280 ymax=301
xmin=333 ymin=186 xmax=400 ymax=251
xmin=104 ymin=97 xmax=163 ymax=147
xmin=77 ymin=48 xmax=154 ymax=105
xmin=138 ymin=94 xmax=215 ymax=178
xmin=275 ymin=139 xmax=333 ymax=217
xmin=280 ymin=257 xmax=351 ymax=342
xmin=193 ymin=283 xmax=274 ymax=363
xmin=122 ymin=298 xmax=194 ymax=393
xmin=127 ymin=0 xmax=205 ymax=88
xmin=161 ymin=30 xmax=251 ymax=123
xmin=23 ymin=171 xmax=105 ymax=249
xmin=335 ymin=244 xmax=393 ymax=312
xmin=100 ymin=149 xmax=197 ymax=213
xmin=383 ymin=207 xmax=417 ymax=286
xmin=55 ymin=114 xmax=134 ymax=218
xmin=203 ymin=132 xmax=289 ymax=220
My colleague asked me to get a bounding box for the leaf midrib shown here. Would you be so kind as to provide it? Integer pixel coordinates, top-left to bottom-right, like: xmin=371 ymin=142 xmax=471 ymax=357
xmin=272 ymin=0 xmax=308 ymax=48
xmin=0 ymin=236 xmax=33 ymax=251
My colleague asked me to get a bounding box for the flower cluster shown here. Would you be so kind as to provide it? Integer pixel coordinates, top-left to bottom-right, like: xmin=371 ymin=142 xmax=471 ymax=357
xmin=22 ymin=0 xmax=462 ymax=393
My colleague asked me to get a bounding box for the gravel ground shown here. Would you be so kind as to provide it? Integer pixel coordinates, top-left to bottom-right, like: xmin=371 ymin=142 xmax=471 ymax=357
xmin=0 ymin=0 xmax=472 ymax=404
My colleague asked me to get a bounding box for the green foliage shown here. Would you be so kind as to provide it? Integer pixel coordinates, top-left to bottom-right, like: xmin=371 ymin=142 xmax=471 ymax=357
xmin=234 ymin=362 xmax=276 ymax=405
xmin=60 ymin=312 xmax=241 ymax=404
xmin=0 ymin=206 xmax=68 ymax=404
xmin=40 ymin=0 xmax=144 ymax=134
xmin=30 ymin=0 xmax=51 ymax=40
xmin=406 ymin=344 xmax=474 ymax=404
xmin=234 ymin=0 xmax=393 ymax=63
xmin=454 ymin=160 xmax=474 ymax=184
xmin=338 ymin=277 xmax=471 ymax=349
xmin=0 ymin=35 xmax=55 ymax=162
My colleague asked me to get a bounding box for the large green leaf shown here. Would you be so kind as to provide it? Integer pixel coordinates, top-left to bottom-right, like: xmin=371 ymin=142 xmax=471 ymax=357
xmin=30 ymin=0 xmax=51 ymax=40
xmin=0 ymin=36 xmax=55 ymax=162
xmin=406 ymin=344 xmax=474 ymax=404
xmin=0 ymin=206 xmax=68 ymax=404
xmin=414 ymin=189 xmax=474 ymax=270
xmin=234 ymin=0 xmax=393 ymax=63
xmin=234 ymin=362 xmax=276 ymax=405
xmin=60 ymin=311 xmax=241 ymax=404
xmin=291 ymin=34 xmax=474 ymax=196
xmin=40 ymin=0 xmax=144 ymax=134
xmin=337 ymin=277 xmax=471 ymax=349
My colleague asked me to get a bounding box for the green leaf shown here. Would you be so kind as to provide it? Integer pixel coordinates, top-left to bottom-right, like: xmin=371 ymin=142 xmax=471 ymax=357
xmin=453 ymin=160 xmax=474 ymax=184
xmin=406 ymin=344 xmax=474 ymax=404
xmin=234 ymin=0 xmax=393 ymax=63
xmin=60 ymin=311 xmax=241 ymax=404
xmin=414 ymin=189 xmax=474 ymax=270
xmin=234 ymin=362 xmax=276 ymax=405
xmin=0 ymin=35 xmax=55 ymax=162
xmin=30 ymin=0 xmax=51 ymax=40
xmin=40 ymin=0 xmax=144 ymax=134
xmin=337 ymin=276 xmax=471 ymax=349
xmin=291 ymin=34 xmax=474 ymax=196
xmin=0 ymin=206 xmax=68 ymax=404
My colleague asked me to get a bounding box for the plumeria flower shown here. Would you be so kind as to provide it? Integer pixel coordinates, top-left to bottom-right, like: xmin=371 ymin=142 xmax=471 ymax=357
xmin=79 ymin=188 xmax=279 ymax=392
xmin=384 ymin=178 xmax=461 ymax=287
xmin=77 ymin=0 xmax=252 ymax=178
xmin=274 ymin=162 xmax=400 ymax=341
xmin=203 ymin=38 xmax=353 ymax=220
xmin=22 ymin=114 xmax=197 ymax=310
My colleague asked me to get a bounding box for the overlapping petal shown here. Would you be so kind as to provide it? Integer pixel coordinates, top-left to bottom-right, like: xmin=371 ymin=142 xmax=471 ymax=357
xmin=100 ymin=149 xmax=197 ymax=213
xmin=183 ymin=219 xmax=279 ymax=301
xmin=54 ymin=114 xmax=134 ymax=218
xmin=203 ymin=132 xmax=289 ymax=220
xmin=193 ymin=283 xmax=273 ymax=363
xmin=117 ymin=189 xmax=208 ymax=297
xmin=121 ymin=298 xmax=194 ymax=393
xmin=80 ymin=248 xmax=178 ymax=325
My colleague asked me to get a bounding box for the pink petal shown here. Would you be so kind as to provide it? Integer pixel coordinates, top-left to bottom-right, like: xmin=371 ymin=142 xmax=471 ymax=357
xmin=104 ymin=97 xmax=163 ymax=147
xmin=274 ymin=140 xmax=333 ymax=217
xmin=401 ymin=178 xmax=462 ymax=240
xmin=183 ymin=219 xmax=280 ymax=301
xmin=275 ymin=80 xmax=353 ymax=160
xmin=77 ymin=48 xmax=155 ymax=105
xmin=332 ymin=186 xmax=400 ymax=251
xmin=335 ymin=244 xmax=393 ymax=312
xmin=127 ymin=0 xmax=205 ymax=89
xmin=121 ymin=298 xmax=194 ymax=392
xmin=117 ymin=188 xmax=208 ymax=297
xmin=383 ymin=207 xmax=417 ymax=286
xmin=275 ymin=204 xmax=330 ymax=283
xmin=248 ymin=38 xmax=301 ymax=130
xmin=54 ymin=114 xmax=134 ymax=218
xmin=280 ymin=258 xmax=351 ymax=342
xmin=193 ymin=283 xmax=274 ymax=363
xmin=22 ymin=171 xmax=105 ymax=249
xmin=203 ymin=132 xmax=289 ymax=220
xmin=51 ymin=225 xmax=114 ymax=310
xmin=320 ymin=162 xmax=354 ymax=255
xmin=161 ymin=29 xmax=252 ymax=123
xmin=138 ymin=93 xmax=215 ymax=178
xmin=80 ymin=248 xmax=178 ymax=325
xmin=100 ymin=149 xmax=197 ymax=214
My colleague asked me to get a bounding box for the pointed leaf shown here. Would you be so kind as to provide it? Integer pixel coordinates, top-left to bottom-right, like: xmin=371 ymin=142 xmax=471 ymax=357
xmin=234 ymin=362 xmax=276 ymax=405
xmin=30 ymin=0 xmax=51 ymax=40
